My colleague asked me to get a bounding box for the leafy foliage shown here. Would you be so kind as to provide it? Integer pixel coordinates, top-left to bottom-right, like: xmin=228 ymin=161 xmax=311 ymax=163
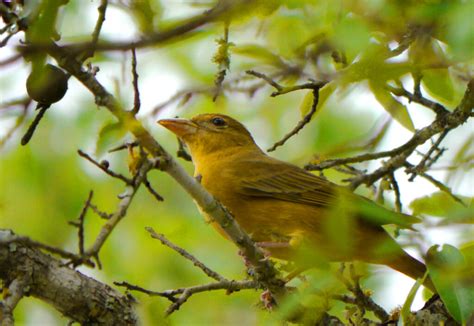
xmin=0 ymin=0 xmax=472 ymax=324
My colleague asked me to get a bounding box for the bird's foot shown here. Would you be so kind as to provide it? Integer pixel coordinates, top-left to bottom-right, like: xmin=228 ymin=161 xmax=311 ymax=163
xmin=260 ymin=290 xmax=276 ymax=310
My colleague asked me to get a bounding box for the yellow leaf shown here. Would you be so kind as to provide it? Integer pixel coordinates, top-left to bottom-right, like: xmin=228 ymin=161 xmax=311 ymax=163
xmin=299 ymin=82 xmax=336 ymax=117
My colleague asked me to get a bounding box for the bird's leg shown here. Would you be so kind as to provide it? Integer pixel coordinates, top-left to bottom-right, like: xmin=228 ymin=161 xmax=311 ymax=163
xmin=256 ymin=241 xmax=291 ymax=261
xmin=256 ymin=241 xmax=291 ymax=248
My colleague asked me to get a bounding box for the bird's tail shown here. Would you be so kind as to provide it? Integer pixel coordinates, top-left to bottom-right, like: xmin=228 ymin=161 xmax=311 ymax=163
xmin=385 ymin=252 xmax=436 ymax=293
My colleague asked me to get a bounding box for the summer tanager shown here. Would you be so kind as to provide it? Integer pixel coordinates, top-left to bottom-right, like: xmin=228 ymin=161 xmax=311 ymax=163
xmin=159 ymin=113 xmax=435 ymax=292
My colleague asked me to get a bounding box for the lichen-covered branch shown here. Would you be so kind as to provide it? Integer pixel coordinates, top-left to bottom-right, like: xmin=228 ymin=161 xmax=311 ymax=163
xmin=0 ymin=230 xmax=137 ymax=325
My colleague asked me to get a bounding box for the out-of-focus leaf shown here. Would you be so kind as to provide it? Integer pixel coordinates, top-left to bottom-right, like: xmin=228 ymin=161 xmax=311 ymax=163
xmin=331 ymin=15 xmax=371 ymax=61
xmin=409 ymin=192 xmax=473 ymax=222
xmin=370 ymin=82 xmax=414 ymax=131
xmin=96 ymin=121 xmax=128 ymax=156
xmin=267 ymin=14 xmax=312 ymax=57
xmin=409 ymin=37 xmax=441 ymax=67
xmin=225 ymin=0 xmax=281 ymax=23
xmin=401 ymin=272 xmax=427 ymax=324
xmin=459 ymin=242 xmax=474 ymax=267
xmin=340 ymin=44 xmax=412 ymax=86
xmin=422 ymin=69 xmax=455 ymax=106
xmin=25 ymin=0 xmax=63 ymax=43
xmin=409 ymin=37 xmax=458 ymax=107
xmin=426 ymin=244 xmax=474 ymax=324
xmin=232 ymin=44 xmax=285 ymax=67
xmin=129 ymin=0 xmax=161 ymax=34
xmin=445 ymin=2 xmax=474 ymax=60
xmin=452 ymin=135 xmax=474 ymax=164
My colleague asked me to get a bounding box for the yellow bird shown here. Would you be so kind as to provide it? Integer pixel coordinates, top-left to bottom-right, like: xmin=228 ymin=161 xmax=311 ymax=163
xmin=159 ymin=113 xmax=435 ymax=292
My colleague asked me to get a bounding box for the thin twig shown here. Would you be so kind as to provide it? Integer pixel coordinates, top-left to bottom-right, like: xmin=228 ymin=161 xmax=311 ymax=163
xmin=83 ymin=158 xmax=154 ymax=258
xmin=143 ymin=178 xmax=164 ymax=201
xmin=69 ymin=191 xmax=94 ymax=256
xmin=245 ymin=70 xmax=326 ymax=152
xmin=246 ymin=70 xmax=326 ymax=97
xmin=408 ymin=130 xmax=449 ymax=181
xmin=0 ymin=53 xmax=21 ymax=66
xmin=387 ymin=84 xmax=448 ymax=116
xmin=77 ymin=150 xmax=132 ymax=184
xmin=404 ymin=162 xmax=466 ymax=206
xmin=0 ymin=235 xmax=92 ymax=266
xmin=245 ymin=70 xmax=282 ymax=91
xmin=108 ymin=141 xmax=139 ymax=153
xmin=323 ymin=116 xmax=391 ymax=157
xmin=306 ymin=80 xmax=473 ymax=190
xmin=130 ymin=48 xmax=140 ymax=114
xmin=267 ymin=88 xmax=321 ymax=152
xmin=336 ymin=264 xmax=390 ymax=322
xmin=0 ymin=97 xmax=31 ymax=110
xmin=146 ymin=227 xmax=225 ymax=282
xmin=21 ymin=0 xmax=231 ymax=54
xmin=89 ymin=203 xmax=112 ymax=219
xmin=114 ymin=281 xmax=178 ymax=300
xmin=80 ymin=0 xmax=108 ymax=61
xmin=388 ymin=173 xmax=402 ymax=212
xmin=0 ymin=106 xmax=27 ymax=149
xmin=115 ymin=279 xmax=258 ymax=315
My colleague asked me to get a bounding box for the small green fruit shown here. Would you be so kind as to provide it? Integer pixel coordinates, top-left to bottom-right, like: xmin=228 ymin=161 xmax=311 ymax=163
xmin=26 ymin=64 xmax=69 ymax=105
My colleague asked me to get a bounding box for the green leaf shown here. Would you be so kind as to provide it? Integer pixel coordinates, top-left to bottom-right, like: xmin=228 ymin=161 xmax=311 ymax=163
xmin=401 ymin=272 xmax=427 ymax=324
xmin=129 ymin=0 xmax=161 ymax=33
xmin=299 ymin=90 xmax=314 ymax=117
xmin=460 ymin=242 xmax=474 ymax=267
xmin=340 ymin=44 xmax=412 ymax=86
xmin=422 ymin=69 xmax=455 ymax=106
xmin=232 ymin=44 xmax=285 ymax=67
xmin=409 ymin=192 xmax=473 ymax=221
xmin=299 ymin=82 xmax=336 ymax=117
xmin=426 ymin=244 xmax=474 ymax=324
xmin=267 ymin=14 xmax=312 ymax=57
xmin=332 ymin=15 xmax=371 ymax=61
xmin=96 ymin=121 xmax=128 ymax=156
xmin=445 ymin=2 xmax=474 ymax=60
xmin=369 ymin=82 xmax=415 ymax=131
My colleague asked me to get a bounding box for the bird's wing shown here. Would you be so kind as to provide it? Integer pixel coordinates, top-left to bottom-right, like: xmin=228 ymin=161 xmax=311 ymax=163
xmin=237 ymin=158 xmax=419 ymax=228
xmin=237 ymin=159 xmax=336 ymax=207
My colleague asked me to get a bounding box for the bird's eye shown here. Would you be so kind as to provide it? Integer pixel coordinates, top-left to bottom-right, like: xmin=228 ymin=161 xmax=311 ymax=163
xmin=211 ymin=117 xmax=226 ymax=127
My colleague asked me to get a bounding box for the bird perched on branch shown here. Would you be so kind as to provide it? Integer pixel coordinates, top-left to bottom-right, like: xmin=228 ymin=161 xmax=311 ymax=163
xmin=159 ymin=113 xmax=435 ymax=292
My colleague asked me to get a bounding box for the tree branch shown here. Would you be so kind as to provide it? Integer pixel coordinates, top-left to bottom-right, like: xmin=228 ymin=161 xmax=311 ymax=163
xmin=46 ymin=39 xmax=286 ymax=301
xmin=0 ymin=230 xmax=137 ymax=325
xmin=306 ymin=79 xmax=473 ymax=190
xmin=146 ymin=227 xmax=226 ymax=282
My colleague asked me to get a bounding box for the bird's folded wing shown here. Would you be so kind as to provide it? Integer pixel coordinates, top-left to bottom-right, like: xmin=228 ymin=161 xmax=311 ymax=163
xmin=238 ymin=164 xmax=336 ymax=208
xmin=237 ymin=162 xmax=420 ymax=228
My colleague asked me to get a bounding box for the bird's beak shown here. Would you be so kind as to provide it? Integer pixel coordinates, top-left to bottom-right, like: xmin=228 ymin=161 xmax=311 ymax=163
xmin=158 ymin=118 xmax=198 ymax=138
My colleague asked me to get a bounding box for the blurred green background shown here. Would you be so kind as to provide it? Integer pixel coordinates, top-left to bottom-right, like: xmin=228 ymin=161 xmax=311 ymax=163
xmin=0 ymin=0 xmax=473 ymax=324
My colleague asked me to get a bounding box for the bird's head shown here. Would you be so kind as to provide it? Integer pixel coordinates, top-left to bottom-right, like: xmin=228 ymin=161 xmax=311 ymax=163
xmin=158 ymin=114 xmax=261 ymax=159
